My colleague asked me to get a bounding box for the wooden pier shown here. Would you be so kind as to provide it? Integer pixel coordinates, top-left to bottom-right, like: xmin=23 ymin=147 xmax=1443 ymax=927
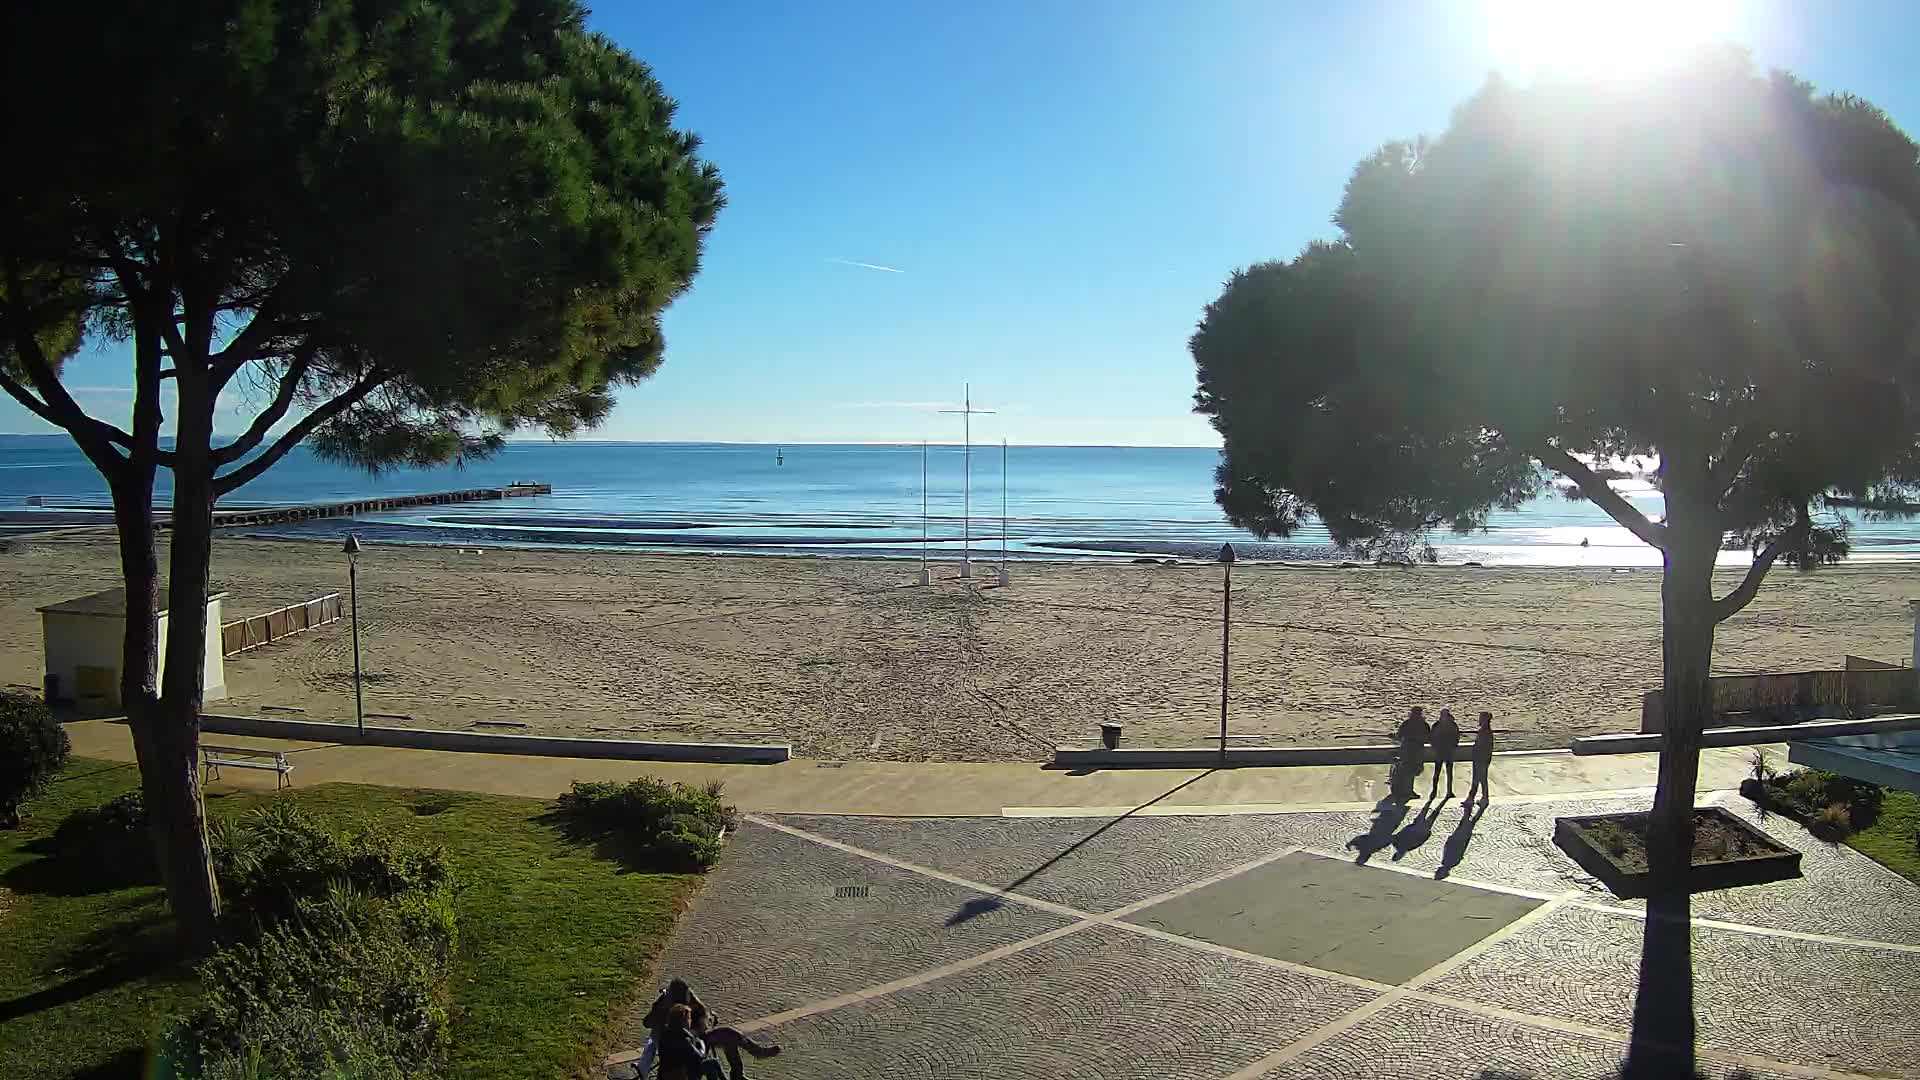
xmin=213 ymin=482 xmax=550 ymax=528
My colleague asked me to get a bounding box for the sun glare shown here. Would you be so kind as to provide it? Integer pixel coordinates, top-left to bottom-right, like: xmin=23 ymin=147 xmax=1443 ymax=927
xmin=1485 ymin=0 xmax=1741 ymax=80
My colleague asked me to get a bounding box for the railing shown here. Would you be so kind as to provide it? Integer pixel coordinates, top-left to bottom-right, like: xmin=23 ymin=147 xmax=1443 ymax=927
xmin=221 ymin=593 xmax=344 ymax=657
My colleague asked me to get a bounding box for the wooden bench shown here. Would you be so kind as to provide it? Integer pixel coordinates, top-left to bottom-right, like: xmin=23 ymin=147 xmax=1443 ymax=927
xmin=201 ymin=744 xmax=294 ymax=790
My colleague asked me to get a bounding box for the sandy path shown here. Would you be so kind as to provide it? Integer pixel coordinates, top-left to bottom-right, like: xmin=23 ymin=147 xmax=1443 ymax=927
xmin=1 ymin=535 xmax=1912 ymax=761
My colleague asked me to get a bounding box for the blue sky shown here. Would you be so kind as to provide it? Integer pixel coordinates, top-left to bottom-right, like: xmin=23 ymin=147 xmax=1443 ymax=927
xmin=9 ymin=0 xmax=1920 ymax=446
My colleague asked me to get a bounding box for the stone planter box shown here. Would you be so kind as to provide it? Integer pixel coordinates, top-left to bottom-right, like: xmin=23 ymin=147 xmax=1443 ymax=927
xmin=1553 ymin=806 xmax=1802 ymax=899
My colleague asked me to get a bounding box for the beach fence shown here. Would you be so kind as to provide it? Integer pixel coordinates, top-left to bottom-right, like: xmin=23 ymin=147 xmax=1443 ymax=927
xmin=221 ymin=593 xmax=343 ymax=657
xmin=1640 ymin=666 xmax=1918 ymax=733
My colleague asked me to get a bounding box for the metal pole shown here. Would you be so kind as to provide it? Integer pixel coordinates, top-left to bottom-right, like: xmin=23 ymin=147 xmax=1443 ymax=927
xmin=921 ymin=440 xmax=929 ymax=576
xmin=1001 ymin=437 xmax=1008 ymax=571
xmin=349 ymin=555 xmax=364 ymax=737
xmin=1220 ymin=556 xmax=1231 ymax=762
xmin=962 ymin=383 xmax=971 ymax=579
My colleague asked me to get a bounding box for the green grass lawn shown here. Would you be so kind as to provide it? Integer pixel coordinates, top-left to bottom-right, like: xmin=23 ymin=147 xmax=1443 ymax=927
xmin=1848 ymin=788 xmax=1920 ymax=884
xmin=0 ymin=760 xmax=699 ymax=1080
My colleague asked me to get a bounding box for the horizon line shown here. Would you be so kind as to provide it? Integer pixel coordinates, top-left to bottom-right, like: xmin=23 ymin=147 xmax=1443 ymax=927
xmin=0 ymin=432 xmax=1224 ymax=451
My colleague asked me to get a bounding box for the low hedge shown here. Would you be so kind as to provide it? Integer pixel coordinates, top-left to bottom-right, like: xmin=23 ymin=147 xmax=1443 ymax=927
xmin=1742 ymin=766 xmax=1886 ymax=841
xmin=0 ymin=691 xmax=68 ymax=828
xmin=49 ymin=790 xmax=156 ymax=886
xmin=167 ymin=805 xmax=458 ymax=1079
xmin=553 ymin=777 xmax=737 ymax=871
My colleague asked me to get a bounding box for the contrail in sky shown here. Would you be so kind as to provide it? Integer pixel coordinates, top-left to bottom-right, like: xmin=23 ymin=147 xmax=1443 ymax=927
xmin=827 ymin=257 xmax=905 ymax=274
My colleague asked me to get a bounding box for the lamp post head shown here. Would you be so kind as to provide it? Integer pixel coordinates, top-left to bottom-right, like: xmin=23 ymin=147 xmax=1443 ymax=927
xmin=343 ymin=534 xmax=363 ymax=557
xmin=1218 ymin=543 xmax=1236 ymax=565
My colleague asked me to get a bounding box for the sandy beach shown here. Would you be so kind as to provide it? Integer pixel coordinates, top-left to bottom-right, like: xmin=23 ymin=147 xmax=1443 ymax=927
xmin=1 ymin=534 xmax=1913 ymax=761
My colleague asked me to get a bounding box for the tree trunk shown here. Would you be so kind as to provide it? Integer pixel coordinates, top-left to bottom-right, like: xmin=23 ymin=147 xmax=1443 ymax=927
xmin=149 ymin=397 xmax=223 ymax=954
xmin=1623 ymin=526 xmax=1716 ymax=1078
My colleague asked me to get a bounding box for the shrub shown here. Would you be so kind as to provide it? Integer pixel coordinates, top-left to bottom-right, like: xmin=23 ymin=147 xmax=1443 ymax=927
xmin=1759 ymin=769 xmax=1887 ymax=832
xmin=0 ymin=691 xmax=69 ymax=828
xmin=51 ymin=791 xmax=156 ymax=885
xmin=212 ymin=803 xmax=453 ymax=936
xmin=1811 ymin=801 xmax=1855 ymax=841
xmin=179 ymin=908 xmax=450 ymax=1079
xmin=171 ymin=804 xmax=458 ymax=1079
xmin=554 ymin=777 xmax=737 ymax=870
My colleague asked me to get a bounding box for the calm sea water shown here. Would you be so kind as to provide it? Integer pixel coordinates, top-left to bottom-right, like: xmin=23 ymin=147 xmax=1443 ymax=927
xmin=5 ymin=434 xmax=1920 ymax=566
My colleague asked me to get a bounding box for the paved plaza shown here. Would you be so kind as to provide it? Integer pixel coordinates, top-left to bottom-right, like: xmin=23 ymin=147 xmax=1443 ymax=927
xmin=613 ymin=785 xmax=1920 ymax=1080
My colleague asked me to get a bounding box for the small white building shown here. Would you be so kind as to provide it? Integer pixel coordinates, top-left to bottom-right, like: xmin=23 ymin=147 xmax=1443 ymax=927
xmin=38 ymin=587 xmax=227 ymax=708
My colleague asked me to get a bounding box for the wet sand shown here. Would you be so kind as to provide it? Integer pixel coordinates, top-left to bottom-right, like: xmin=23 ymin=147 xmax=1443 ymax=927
xmin=1 ymin=534 xmax=1912 ymax=761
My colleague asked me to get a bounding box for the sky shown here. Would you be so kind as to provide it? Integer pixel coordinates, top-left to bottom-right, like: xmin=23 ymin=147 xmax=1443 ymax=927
xmin=9 ymin=0 xmax=1920 ymax=446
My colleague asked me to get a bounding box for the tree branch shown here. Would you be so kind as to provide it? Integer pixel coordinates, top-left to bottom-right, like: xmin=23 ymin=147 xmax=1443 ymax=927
xmin=1535 ymin=441 xmax=1668 ymax=549
xmin=210 ymin=294 xmax=288 ymax=386
xmin=1 ymin=262 xmax=134 ymax=465
xmin=211 ymin=348 xmax=315 ymax=466
xmin=212 ymin=370 xmax=390 ymax=496
xmin=1713 ymin=504 xmax=1810 ymax=623
xmin=1711 ymin=425 xmax=1767 ymax=503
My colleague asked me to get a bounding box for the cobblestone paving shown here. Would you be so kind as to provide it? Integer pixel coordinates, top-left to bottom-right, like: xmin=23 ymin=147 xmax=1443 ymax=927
xmin=621 ymin=793 xmax=1920 ymax=1080
xmin=1428 ymin=904 xmax=1920 ymax=1076
xmin=1257 ymin=998 xmax=1806 ymax=1080
xmin=620 ymin=822 xmax=1072 ymax=1046
xmin=738 ymin=923 xmax=1378 ymax=1080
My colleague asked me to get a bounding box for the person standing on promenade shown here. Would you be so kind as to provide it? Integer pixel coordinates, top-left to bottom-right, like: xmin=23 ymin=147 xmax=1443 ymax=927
xmin=1394 ymin=706 xmax=1431 ymax=799
xmin=1465 ymin=711 xmax=1496 ymax=805
xmin=1429 ymin=708 xmax=1462 ymax=798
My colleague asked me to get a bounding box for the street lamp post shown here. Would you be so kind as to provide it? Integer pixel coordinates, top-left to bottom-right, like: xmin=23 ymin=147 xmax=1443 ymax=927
xmin=344 ymin=534 xmax=365 ymax=737
xmin=1218 ymin=542 xmax=1235 ymax=763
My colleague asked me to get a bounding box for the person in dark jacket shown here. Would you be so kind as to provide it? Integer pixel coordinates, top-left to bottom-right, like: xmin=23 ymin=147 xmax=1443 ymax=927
xmin=1429 ymin=708 xmax=1462 ymax=798
xmin=1393 ymin=706 xmax=1431 ymax=798
xmin=641 ymin=979 xmax=780 ymax=1080
xmin=656 ymin=1003 xmax=722 ymax=1080
xmin=1465 ymin=711 xmax=1496 ymax=805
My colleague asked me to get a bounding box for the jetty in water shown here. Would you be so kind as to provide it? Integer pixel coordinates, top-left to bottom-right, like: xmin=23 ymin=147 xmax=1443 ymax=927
xmin=212 ymin=483 xmax=551 ymax=528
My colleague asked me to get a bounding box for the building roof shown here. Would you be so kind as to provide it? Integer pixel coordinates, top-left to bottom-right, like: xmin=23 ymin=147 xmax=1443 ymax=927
xmin=37 ymin=587 xmax=229 ymax=618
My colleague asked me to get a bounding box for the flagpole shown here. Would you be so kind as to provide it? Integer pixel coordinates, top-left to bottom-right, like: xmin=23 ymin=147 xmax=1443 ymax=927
xmin=919 ymin=440 xmax=930 ymax=585
xmin=999 ymin=438 xmax=1009 ymax=585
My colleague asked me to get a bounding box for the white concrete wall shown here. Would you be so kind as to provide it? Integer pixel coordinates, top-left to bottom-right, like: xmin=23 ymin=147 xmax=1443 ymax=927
xmin=42 ymin=612 xmax=133 ymax=706
xmin=42 ymin=600 xmax=227 ymax=706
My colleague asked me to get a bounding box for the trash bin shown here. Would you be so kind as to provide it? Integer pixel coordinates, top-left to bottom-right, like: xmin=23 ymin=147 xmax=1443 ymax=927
xmin=1100 ymin=722 xmax=1122 ymax=750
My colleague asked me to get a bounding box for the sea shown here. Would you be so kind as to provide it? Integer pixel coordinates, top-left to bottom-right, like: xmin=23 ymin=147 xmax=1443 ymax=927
xmin=6 ymin=433 xmax=1920 ymax=567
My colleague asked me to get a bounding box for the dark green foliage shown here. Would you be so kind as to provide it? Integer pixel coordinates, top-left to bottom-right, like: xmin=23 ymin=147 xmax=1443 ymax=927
xmin=553 ymin=777 xmax=737 ymax=871
xmin=51 ymin=791 xmax=157 ymax=885
xmin=1751 ymin=768 xmax=1886 ymax=838
xmin=210 ymin=803 xmax=454 ymax=936
xmin=1192 ymin=50 xmax=1920 ymax=573
xmin=0 ymin=692 xmax=69 ymax=827
xmin=0 ymin=0 xmax=724 ymax=473
xmin=174 ymin=804 xmax=459 ymax=1079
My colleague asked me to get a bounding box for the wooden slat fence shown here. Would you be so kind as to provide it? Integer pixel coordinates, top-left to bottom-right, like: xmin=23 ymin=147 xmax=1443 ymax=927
xmin=222 ymin=593 xmax=343 ymax=657
xmin=1640 ymin=667 xmax=1918 ymax=733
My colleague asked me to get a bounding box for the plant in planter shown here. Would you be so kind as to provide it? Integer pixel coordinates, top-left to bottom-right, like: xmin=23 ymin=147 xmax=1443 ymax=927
xmin=1743 ymin=767 xmax=1886 ymax=839
xmin=1553 ymin=807 xmax=1803 ymax=899
xmin=0 ymin=691 xmax=69 ymax=829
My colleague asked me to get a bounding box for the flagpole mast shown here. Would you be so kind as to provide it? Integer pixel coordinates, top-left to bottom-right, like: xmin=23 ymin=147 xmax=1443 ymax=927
xmin=1000 ymin=438 xmax=1009 ymax=582
xmin=919 ymin=439 xmax=930 ymax=585
xmin=939 ymin=384 xmax=994 ymax=581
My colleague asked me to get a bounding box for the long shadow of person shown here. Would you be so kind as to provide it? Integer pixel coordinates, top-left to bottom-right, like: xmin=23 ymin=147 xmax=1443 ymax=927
xmin=1347 ymin=782 xmax=1413 ymax=865
xmin=1390 ymin=793 xmax=1448 ymax=861
xmin=1434 ymin=798 xmax=1488 ymax=879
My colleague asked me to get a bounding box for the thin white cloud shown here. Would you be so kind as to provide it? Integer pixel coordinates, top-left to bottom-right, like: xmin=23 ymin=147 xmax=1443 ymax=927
xmin=65 ymin=386 xmax=136 ymax=395
xmin=827 ymin=257 xmax=905 ymax=274
xmin=837 ymin=401 xmax=956 ymax=411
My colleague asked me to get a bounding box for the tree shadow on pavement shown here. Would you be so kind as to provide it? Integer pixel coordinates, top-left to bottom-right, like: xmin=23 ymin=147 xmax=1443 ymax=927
xmin=947 ymin=769 xmax=1217 ymax=925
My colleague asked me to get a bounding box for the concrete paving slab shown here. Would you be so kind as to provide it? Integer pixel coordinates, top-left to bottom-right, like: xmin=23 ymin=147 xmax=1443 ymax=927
xmin=1124 ymin=851 xmax=1541 ymax=984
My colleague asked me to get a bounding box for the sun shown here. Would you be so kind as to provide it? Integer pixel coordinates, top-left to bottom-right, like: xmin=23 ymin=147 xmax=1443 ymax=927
xmin=1485 ymin=0 xmax=1743 ymax=80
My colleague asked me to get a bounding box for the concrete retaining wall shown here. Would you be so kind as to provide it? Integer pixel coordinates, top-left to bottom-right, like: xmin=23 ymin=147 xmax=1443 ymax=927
xmin=200 ymin=713 xmax=789 ymax=764
xmin=1053 ymin=743 xmax=1401 ymax=768
xmin=1571 ymin=712 xmax=1920 ymax=756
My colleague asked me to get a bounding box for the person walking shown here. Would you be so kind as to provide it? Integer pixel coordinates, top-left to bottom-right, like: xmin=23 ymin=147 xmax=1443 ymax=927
xmin=1429 ymin=708 xmax=1462 ymax=798
xmin=1465 ymin=711 xmax=1496 ymax=805
xmin=1394 ymin=706 xmax=1431 ymax=799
